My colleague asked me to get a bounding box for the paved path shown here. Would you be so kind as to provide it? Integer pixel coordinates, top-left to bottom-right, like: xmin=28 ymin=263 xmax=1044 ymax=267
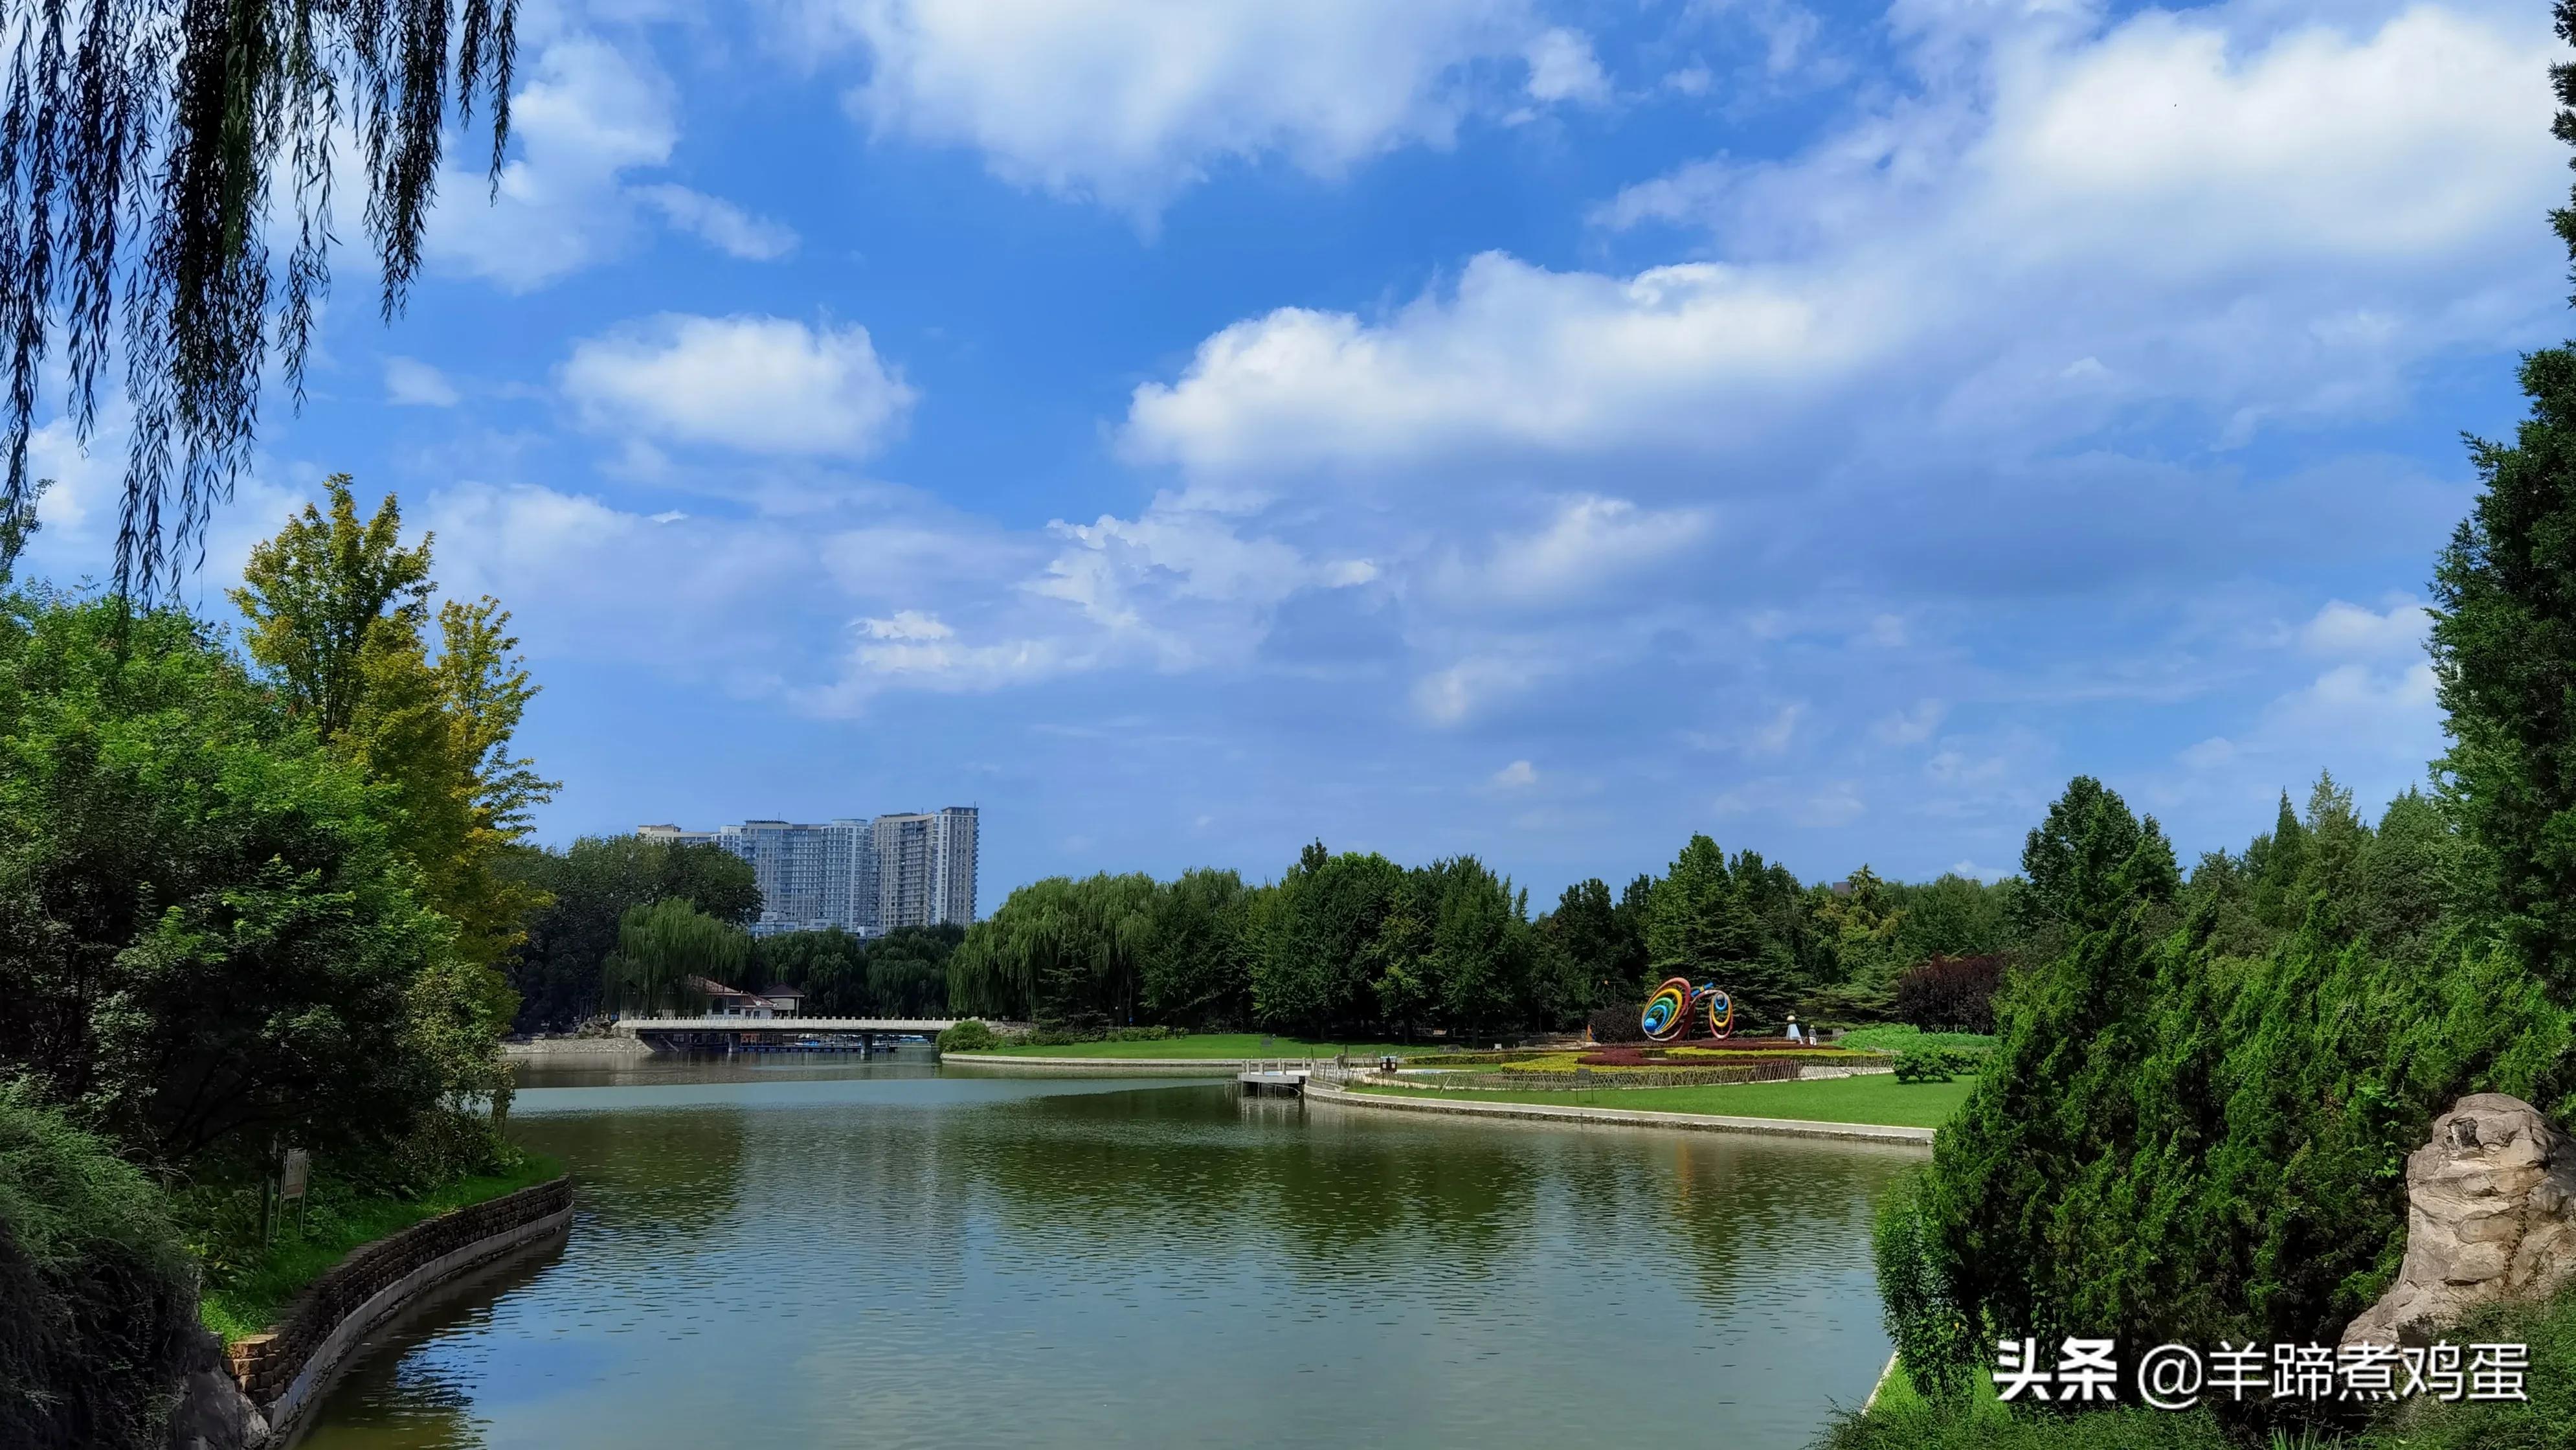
xmin=1303 ymin=1081 xmax=1936 ymax=1144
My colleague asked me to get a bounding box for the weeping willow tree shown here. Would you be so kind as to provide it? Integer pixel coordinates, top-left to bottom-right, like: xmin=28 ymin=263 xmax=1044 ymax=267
xmin=947 ymin=874 xmax=1160 ymax=1026
xmin=0 ymin=0 xmax=517 ymax=595
xmin=601 ymin=898 xmax=745 ymax=1016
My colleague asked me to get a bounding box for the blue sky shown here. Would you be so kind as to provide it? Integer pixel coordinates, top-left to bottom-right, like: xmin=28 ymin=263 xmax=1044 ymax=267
xmin=16 ymin=0 xmax=2565 ymax=905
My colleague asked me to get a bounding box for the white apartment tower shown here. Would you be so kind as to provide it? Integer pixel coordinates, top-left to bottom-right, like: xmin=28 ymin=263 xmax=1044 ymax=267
xmin=636 ymin=808 xmax=975 ymax=936
xmin=871 ymin=806 xmax=978 ymax=930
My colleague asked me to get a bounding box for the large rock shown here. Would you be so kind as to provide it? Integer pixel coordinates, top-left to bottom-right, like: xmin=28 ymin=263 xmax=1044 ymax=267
xmin=166 ymin=1324 xmax=269 ymax=1450
xmin=2342 ymin=1093 xmax=2576 ymax=1346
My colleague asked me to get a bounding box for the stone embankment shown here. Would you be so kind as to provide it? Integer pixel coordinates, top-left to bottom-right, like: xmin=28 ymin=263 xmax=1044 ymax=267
xmin=212 ymin=1176 xmax=574 ymax=1446
xmin=940 ymin=1051 xmax=1272 ymax=1071
xmin=1303 ymin=1080 xmax=1934 ymax=1145
xmin=502 ymin=1035 xmax=651 ymax=1061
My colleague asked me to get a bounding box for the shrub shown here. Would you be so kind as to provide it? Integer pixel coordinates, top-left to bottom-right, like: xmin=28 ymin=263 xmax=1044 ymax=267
xmin=0 ymin=1083 xmax=198 ymax=1450
xmin=1872 ymin=1170 xmax=1976 ymax=1405
xmin=1839 ymin=1025 xmax=1999 ymax=1056
xmin=936 ymin=1020 xmax=998 ymax=1052
xmin=1894 ymin=955 xmax=2009 ymax=1034
xmin=1106 ymin=1025 xmax=1184 ymax=1042
xmin=1894 ymin=1047 xmax=1965 ymax=1083
xmin=1587 ymin=1003 xmax=1646 ymax=1044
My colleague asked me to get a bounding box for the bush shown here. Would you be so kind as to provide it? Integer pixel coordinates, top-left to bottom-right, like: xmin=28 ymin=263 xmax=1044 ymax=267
xmin=1840 ymin=1025 xmax=1998 ymax=1056
xmin=936 ymin=1020 xmax=998 ymax=1052
xmin=1872 ymin=1170 xmax=1976 ymax=1405
xmin=1587 ymin=1003 xmax=1647 ymax=1044
xmin=0 ymin=1083 xmax=199 ymax=1450
xmin=1894 ymin=1047 xmax=1971 ymax=1083
xmin=1894 ymin=955 xmax=2009 ymax=1034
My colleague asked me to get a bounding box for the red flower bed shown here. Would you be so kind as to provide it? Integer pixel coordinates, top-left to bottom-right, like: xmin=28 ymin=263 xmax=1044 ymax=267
xmin=1575 ymin=1040 xmax=1852 ymax=1067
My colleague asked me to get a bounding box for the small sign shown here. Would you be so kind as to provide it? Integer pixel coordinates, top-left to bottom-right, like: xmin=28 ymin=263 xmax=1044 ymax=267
xmin=279 ymin=1149 xmax=311 ymax=1203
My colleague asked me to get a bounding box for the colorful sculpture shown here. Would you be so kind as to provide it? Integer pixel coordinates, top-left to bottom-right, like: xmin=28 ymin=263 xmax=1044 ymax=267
xmin=1641 ymin=975 xmax=1736 ymax=1041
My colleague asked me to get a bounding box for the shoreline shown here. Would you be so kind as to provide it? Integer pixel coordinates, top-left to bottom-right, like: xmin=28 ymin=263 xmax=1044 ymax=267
xmin=939 ymin=1051 xmax=1266 ymax=1072
xmin=1303 ymin=1080 xmax=1938 ymax=1144
xmin=502 ymin=1036 xmax=651 ymax=1061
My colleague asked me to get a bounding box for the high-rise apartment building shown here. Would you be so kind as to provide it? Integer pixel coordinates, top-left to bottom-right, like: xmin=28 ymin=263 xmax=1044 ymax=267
xmin=635 ymin=808 xmax=975 ymax=936
xmin=869 ymin=806 xmax=978 ymax=930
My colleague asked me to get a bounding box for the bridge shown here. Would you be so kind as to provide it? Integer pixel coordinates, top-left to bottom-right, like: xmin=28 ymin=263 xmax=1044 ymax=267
xmin=622 ymin=1017 xmax=961 ymax=1052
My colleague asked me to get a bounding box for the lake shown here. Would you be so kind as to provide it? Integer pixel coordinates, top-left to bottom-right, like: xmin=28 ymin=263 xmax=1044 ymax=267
xmin=296 ymin=1052 xmax=1917 ymax=1449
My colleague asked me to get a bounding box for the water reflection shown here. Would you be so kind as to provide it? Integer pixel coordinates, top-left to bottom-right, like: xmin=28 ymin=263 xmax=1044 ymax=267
xmin=298 ymin=1059 xmax=1914 ymax=1450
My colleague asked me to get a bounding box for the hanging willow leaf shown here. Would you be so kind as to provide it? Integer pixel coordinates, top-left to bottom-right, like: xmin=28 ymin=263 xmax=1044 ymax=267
xmin=0 ymin=0 xmax=516 ymax=597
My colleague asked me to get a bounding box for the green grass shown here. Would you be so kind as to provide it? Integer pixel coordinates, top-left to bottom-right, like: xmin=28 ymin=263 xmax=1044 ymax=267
xmin=954 ymin=1032 xmax=1424 ymax=1060
xmin=1352 ymin=1072 xmax=1975 ymax=1129
xmin=197 ymin=1152 xmax=563 ymax=1342
xmin=1838 ymin=1025 xmax=2000 ymax=1054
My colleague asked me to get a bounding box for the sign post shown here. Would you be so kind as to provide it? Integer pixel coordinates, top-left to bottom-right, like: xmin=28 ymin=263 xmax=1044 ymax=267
xmin=279 ymin=1148 xmax=311 ymax=1237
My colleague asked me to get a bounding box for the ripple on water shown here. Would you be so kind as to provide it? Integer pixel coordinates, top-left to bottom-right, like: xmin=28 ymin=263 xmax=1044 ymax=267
xmin=299 ymin=1063 xmax=1915 ymax=1450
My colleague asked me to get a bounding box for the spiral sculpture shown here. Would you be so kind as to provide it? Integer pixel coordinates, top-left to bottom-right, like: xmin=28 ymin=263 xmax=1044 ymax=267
xmin=1641 ymin=977 xmax=1738 ymax=1041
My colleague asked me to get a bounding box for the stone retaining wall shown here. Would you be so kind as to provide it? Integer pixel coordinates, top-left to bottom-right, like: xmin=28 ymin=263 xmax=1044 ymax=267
xmin=501 ymin=1036 xmax=651 ymax=1059
xmin=227 ymin=1176 xmax=573 ymax=1441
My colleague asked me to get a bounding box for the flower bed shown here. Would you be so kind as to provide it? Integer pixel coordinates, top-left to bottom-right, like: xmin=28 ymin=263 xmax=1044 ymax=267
xmin=1570 ymin=1043 xmax=1860 ymax=1069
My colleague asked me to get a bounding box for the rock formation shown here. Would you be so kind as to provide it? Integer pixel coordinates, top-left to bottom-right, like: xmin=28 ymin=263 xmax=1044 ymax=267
xmin=165 ymin=1324 xmax=269 ymax=1450
xmin=2342 ymin=1093 xmax=2576 ymax=1346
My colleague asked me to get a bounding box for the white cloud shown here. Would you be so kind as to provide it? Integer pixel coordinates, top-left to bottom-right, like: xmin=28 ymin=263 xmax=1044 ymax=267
xmin=1523 ymin=28 xmax=1608 ymax=104
xmin=425 ymin=34 xmax=809 ymax=288
xmin=1491 ymin=758 xmax=1540 ymax=788
xmin=2300 ymin=595 xmax=2431 ymax=659
xmin=1123 ymin=252 xmax=1873 ymax=475
xmin=1874 ymin=699 xmax=1946 ymax=745
xmin=634 ymin=185 xmax=800 ymax=260
xmin=383 ymin=357 xmax=460 ymax=407
xmin=1712 ymin=776 xmax=1865 ymax=826
xmin=561 ymin=315 xmax=917 ymax=457
xmin=772 ymin=0 xmax=1591 ymax=215
xmin=1749 ymin=701 xmax=1805 ymax=756
xmin=427 ymin=36 xmax=678 ymax=288
xmin=1123 ymin=3 xmax=2554 ymax=479
xmin=1415 ymin=653 xmax=1551 ymax=727
xmin=1439 ymin=494 xmax=1712 ymax=604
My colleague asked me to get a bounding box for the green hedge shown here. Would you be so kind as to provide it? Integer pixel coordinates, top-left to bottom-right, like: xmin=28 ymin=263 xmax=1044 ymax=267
xmin=1840 ymin=1025 xmax=1999 ymax=1056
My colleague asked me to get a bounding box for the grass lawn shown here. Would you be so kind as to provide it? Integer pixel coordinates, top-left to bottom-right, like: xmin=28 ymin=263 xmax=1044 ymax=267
xmin=197 ymin=1151 xmax=564 ymax=1342
xmin=958 ymin=1033 xmax=1423 ymax=1059
xmin=1354 ymin=1072 xmax=1975 ymax=1129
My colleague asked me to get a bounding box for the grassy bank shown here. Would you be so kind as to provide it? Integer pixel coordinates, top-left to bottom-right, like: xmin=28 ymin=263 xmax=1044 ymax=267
xmin=959 ymin=1032 xmax=1422 ymax=1060
xmin=1354 ymin=1073 xmax=1974 ymax=1129
xmin=197 ymin=1151 xmax=565 ymax=1342
xmin=1827 ymin=1282 xmax=2576 ymax=1450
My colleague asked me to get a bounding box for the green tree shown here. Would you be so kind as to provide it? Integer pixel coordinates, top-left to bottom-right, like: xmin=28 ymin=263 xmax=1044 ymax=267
xmin=1141 ymin=868 xmax=1255 ymax=1028
xmin=232 ymin=479 xmax=557 ymax=969
xmin=502 ymin=837 xmax=761 ymax=1031
xmin=1646 ymin=835 xmax=1746 ymax=982
xmin=0 ymin=478 xmax=47 ymax=587
xmin=2432 ymin=342 xmax=2576 ymax=995
xmin=2014 ymin=775 xmax=2180 ymax=944
xmin=0 ymin=4 xmax=520 ymax=595
xmin=946 ymin=874 xmax=1157 ymax=1026
xmin=601 ymin=898 xmax=748 ymax=1015
xmin=0 ymin=590 xmax=464 ymax=1172
xmin=1255 ymin=848 xmax=1406 ymax=1036
xmin=1533 ymin=876 xmax=1644 ymax=1021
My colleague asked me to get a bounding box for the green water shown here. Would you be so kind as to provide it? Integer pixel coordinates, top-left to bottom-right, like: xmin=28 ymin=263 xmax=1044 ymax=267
xmin=296 ymin=1052 xmax=1920 ymax=1449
